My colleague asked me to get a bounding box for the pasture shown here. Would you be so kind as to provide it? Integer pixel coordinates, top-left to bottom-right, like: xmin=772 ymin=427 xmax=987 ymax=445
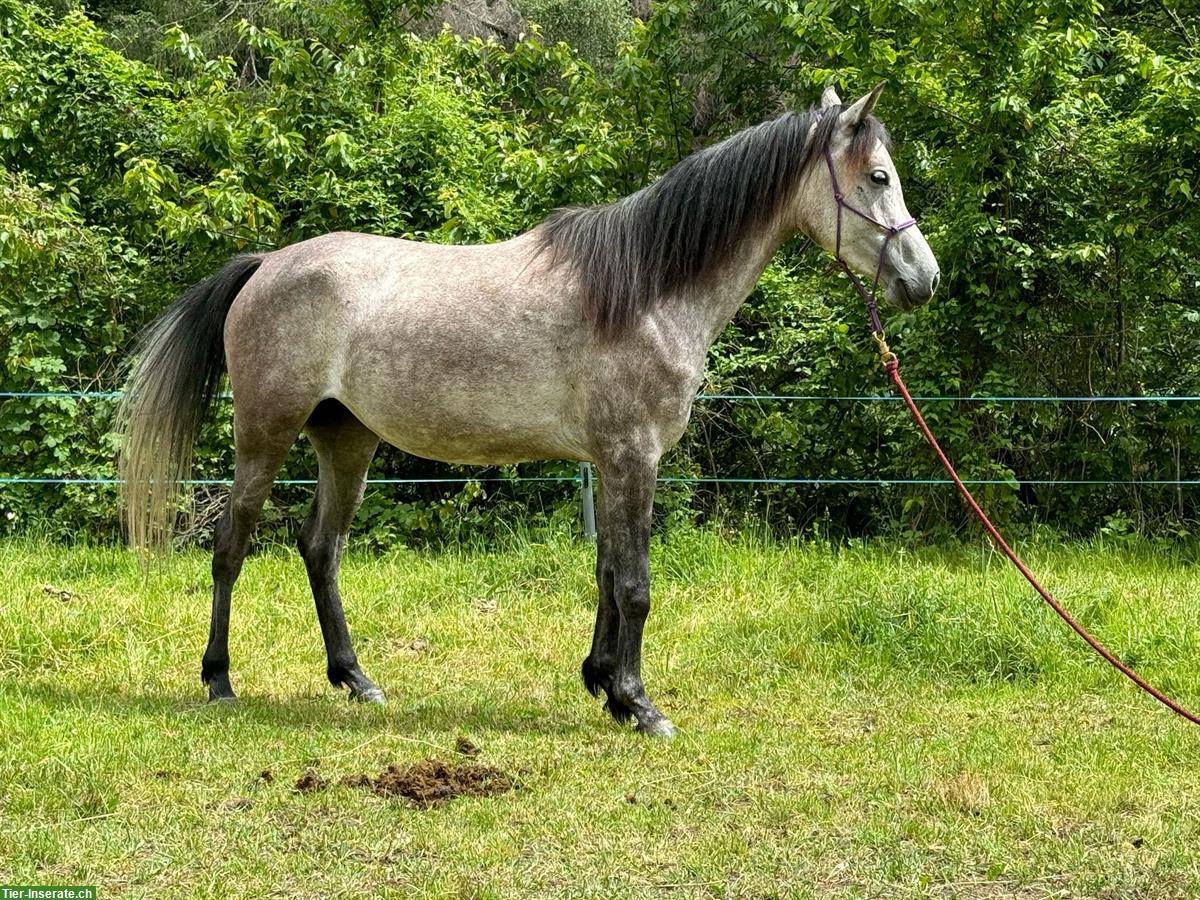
xmin=3 ymin=531 xmax=1200 ymax=897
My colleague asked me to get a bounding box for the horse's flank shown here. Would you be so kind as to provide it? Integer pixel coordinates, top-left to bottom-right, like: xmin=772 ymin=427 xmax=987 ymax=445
xmin=225 ymin=230 xmax=605 ymax=466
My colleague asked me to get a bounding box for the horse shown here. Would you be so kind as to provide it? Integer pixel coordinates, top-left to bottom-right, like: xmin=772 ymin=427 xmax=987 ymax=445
xmin=117 ymin=83 xmax=939 ymax=737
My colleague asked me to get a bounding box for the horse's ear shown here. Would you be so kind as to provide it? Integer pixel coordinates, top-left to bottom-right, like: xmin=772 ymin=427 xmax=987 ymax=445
xmin=841 ymin=81 xmax=886 ymax=125
xmin=821 ymin=85 xmax=842 ymax=109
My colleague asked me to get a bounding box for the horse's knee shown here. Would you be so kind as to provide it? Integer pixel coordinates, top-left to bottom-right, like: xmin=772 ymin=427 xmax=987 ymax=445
xmin=296 ymin=528 xmax=317 ymax=566
xmin=614 ymin=577 xmax=650 ymax=620
xmin=298 ymin=526 xmax=342 ymax=575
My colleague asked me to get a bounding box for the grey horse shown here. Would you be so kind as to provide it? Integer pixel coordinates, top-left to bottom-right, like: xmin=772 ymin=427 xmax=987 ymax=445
xmin=117 ymin=84 xmax=939 ymax=737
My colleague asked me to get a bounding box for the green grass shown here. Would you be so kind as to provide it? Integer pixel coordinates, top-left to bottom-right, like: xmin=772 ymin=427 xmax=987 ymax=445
xmin=3 ymin=531 xmax=1200 ymax=898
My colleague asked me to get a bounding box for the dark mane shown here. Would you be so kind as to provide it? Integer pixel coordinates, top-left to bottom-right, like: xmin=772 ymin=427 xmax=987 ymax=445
xmin=538 ymin=104 xmax=890 ymax=337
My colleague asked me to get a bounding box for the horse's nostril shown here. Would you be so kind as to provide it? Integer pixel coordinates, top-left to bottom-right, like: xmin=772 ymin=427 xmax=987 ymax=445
xmin=930 ymin=271 xmax=941 ymax=295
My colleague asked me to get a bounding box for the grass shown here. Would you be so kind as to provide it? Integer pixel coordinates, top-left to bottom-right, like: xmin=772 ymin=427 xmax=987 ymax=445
xmin=3 ymin=530 xmax=1200 ymax=897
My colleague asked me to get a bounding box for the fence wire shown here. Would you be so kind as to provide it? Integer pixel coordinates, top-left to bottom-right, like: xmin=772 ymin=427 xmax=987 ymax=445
xmin=4 ymin=390 xmax=1198 ymax=488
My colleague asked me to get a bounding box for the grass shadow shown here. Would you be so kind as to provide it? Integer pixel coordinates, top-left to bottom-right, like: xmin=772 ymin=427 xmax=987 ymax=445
xmin=5 ymin=679 xmax=594 ymax=737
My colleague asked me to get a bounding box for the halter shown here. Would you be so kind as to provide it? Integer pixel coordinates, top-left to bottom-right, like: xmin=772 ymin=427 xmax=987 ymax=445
xmin=822 ymin=144 xmax=916 ymax=348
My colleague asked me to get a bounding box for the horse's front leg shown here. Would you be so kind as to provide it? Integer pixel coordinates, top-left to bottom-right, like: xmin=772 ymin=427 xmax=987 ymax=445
xmin=581 ymin=522 xmax=620 ymax=704
xmin=589 ymin=452 xmax=676 ymax=737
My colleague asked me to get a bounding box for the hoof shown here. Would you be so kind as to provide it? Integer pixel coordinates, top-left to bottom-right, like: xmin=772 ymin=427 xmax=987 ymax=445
xmin=349 ymin=685 xmax=386 ymax=705
xmin=205 ymin=672 xmax=236 ymax=703
xmin=636 ymin=717 xmax=678 ymax=739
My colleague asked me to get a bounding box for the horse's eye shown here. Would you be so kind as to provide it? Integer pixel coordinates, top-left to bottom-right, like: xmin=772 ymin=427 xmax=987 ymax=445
xmin=870 ymin=169 xmax=889 ymax=186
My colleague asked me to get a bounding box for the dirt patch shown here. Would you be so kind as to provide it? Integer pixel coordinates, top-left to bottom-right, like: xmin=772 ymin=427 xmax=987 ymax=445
xmin=294 ymin=768 xmax=328 ymax=793
xmin=42 ymin=584 xmax=74 ymax=602
xmin=454 ymin=736 xmax=480 ymax=757
xmin=387 ymin=637 xmax=429 ymax=657
xmin=342 ymin=758 xmax=512 ymax=807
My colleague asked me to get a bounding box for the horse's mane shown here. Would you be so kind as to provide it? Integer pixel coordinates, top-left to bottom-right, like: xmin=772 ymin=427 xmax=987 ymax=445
xmin=538 ymin=104 xmax=890 ymax=338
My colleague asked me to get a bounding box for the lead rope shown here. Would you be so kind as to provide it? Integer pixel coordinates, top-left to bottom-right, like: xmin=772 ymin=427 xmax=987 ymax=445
xmin=856 ymin=289 xmax=1200 ymax=726
xmin=823 ymin=142 xmax=1200 ymax=725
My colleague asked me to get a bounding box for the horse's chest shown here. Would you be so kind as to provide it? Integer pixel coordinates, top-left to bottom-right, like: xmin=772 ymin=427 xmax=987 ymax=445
xmin=586 ymin=356 xmax=703 ymax=448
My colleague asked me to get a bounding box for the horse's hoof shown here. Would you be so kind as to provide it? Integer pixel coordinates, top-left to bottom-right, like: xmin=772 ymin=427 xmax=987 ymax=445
xmin=205 ymin=674 xmax=236 ymax=703
xmin=350 ymin=685 xmax=386 ymax=705
xmin=637 ymin=717 xmax=678 ymax=739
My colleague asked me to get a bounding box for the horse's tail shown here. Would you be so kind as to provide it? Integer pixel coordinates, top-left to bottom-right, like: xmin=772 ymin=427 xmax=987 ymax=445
xmin=116 ymin=254 xmax=264 ymax=551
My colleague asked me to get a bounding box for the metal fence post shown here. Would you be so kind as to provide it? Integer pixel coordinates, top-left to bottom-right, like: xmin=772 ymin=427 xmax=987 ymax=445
xmin=579 ymin=461 xmax=596 ymax=542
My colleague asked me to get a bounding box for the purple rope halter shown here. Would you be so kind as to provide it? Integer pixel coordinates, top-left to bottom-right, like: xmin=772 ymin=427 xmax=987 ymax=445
xmin=823 ymin=145 xmax=917 ymax=339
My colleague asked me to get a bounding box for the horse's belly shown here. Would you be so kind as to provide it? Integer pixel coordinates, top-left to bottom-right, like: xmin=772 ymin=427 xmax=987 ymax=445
xmin=344 ymin=391 xmax=588 ymax=465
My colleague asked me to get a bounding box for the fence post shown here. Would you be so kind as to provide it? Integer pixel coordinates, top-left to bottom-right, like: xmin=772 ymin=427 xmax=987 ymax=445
xmin=579 ymin=461 xmax=596 ymax=542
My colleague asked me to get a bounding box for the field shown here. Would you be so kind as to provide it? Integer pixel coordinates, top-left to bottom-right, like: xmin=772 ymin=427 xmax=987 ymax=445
xmin=3 ymin=531 xmax=1200 ymax=898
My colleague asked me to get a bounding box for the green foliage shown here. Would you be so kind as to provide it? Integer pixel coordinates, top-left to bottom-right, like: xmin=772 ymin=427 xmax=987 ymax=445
xmin=649 ymin=0 xmax=1200 ymax=536
xmin=514 ymin=0 xmax=633 ymax=66
xmin=2 ymin=0 xmax=1199 ymax=542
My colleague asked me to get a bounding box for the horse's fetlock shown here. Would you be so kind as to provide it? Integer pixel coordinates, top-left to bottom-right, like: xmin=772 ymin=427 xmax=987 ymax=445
xmin=610 ymin=673 xmax=649 ymax=706
xmin=604 ymin=691 xmax=635 ymax=724
xmin=200 ymin=654 xmax=229 ymax=684
xmin=327 ymin=657 xmax=360 ymax=687
xmin=581 ymin=654 xmax=614 ymax=696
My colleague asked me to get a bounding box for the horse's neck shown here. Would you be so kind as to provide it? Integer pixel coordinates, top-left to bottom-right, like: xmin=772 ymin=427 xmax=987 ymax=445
xmin=655 ymin=227 xmax=790 ymax=358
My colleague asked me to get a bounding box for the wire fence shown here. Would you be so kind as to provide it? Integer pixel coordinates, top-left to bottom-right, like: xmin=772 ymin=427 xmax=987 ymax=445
xmin=3 ymin=477 xmax=1199 ymax=486
xmin=6 ymin=391 xmax=1200 ymax=402
xmin=4 ymin=390 xmax=1199 ymax=488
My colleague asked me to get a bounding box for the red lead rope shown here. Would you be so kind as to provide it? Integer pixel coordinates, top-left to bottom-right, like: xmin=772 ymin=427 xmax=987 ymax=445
xmin=822 ymin=110 xmax=1194 ymax=723
xmin=883 ymin=352 xmax=1200 ymax=726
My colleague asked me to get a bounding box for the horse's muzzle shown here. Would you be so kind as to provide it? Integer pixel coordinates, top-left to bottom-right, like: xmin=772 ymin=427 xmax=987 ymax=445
xmin=890 ymin=265 xmax=940 ymax=310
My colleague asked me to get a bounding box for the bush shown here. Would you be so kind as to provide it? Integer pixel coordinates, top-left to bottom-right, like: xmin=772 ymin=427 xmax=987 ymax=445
xmin=3 ymin=0 xmax=1199 ymax=544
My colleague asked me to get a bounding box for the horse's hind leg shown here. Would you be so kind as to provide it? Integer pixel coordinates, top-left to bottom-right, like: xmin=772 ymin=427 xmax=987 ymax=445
xmin=298 ymin=401 xmax=383 ymax=703
xmin=202 ymin=413 xmax=301 ymax=701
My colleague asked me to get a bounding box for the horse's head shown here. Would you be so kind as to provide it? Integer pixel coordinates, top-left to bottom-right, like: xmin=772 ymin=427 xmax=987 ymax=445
xmin=801 ymin=84 xmax=940 ymax=311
